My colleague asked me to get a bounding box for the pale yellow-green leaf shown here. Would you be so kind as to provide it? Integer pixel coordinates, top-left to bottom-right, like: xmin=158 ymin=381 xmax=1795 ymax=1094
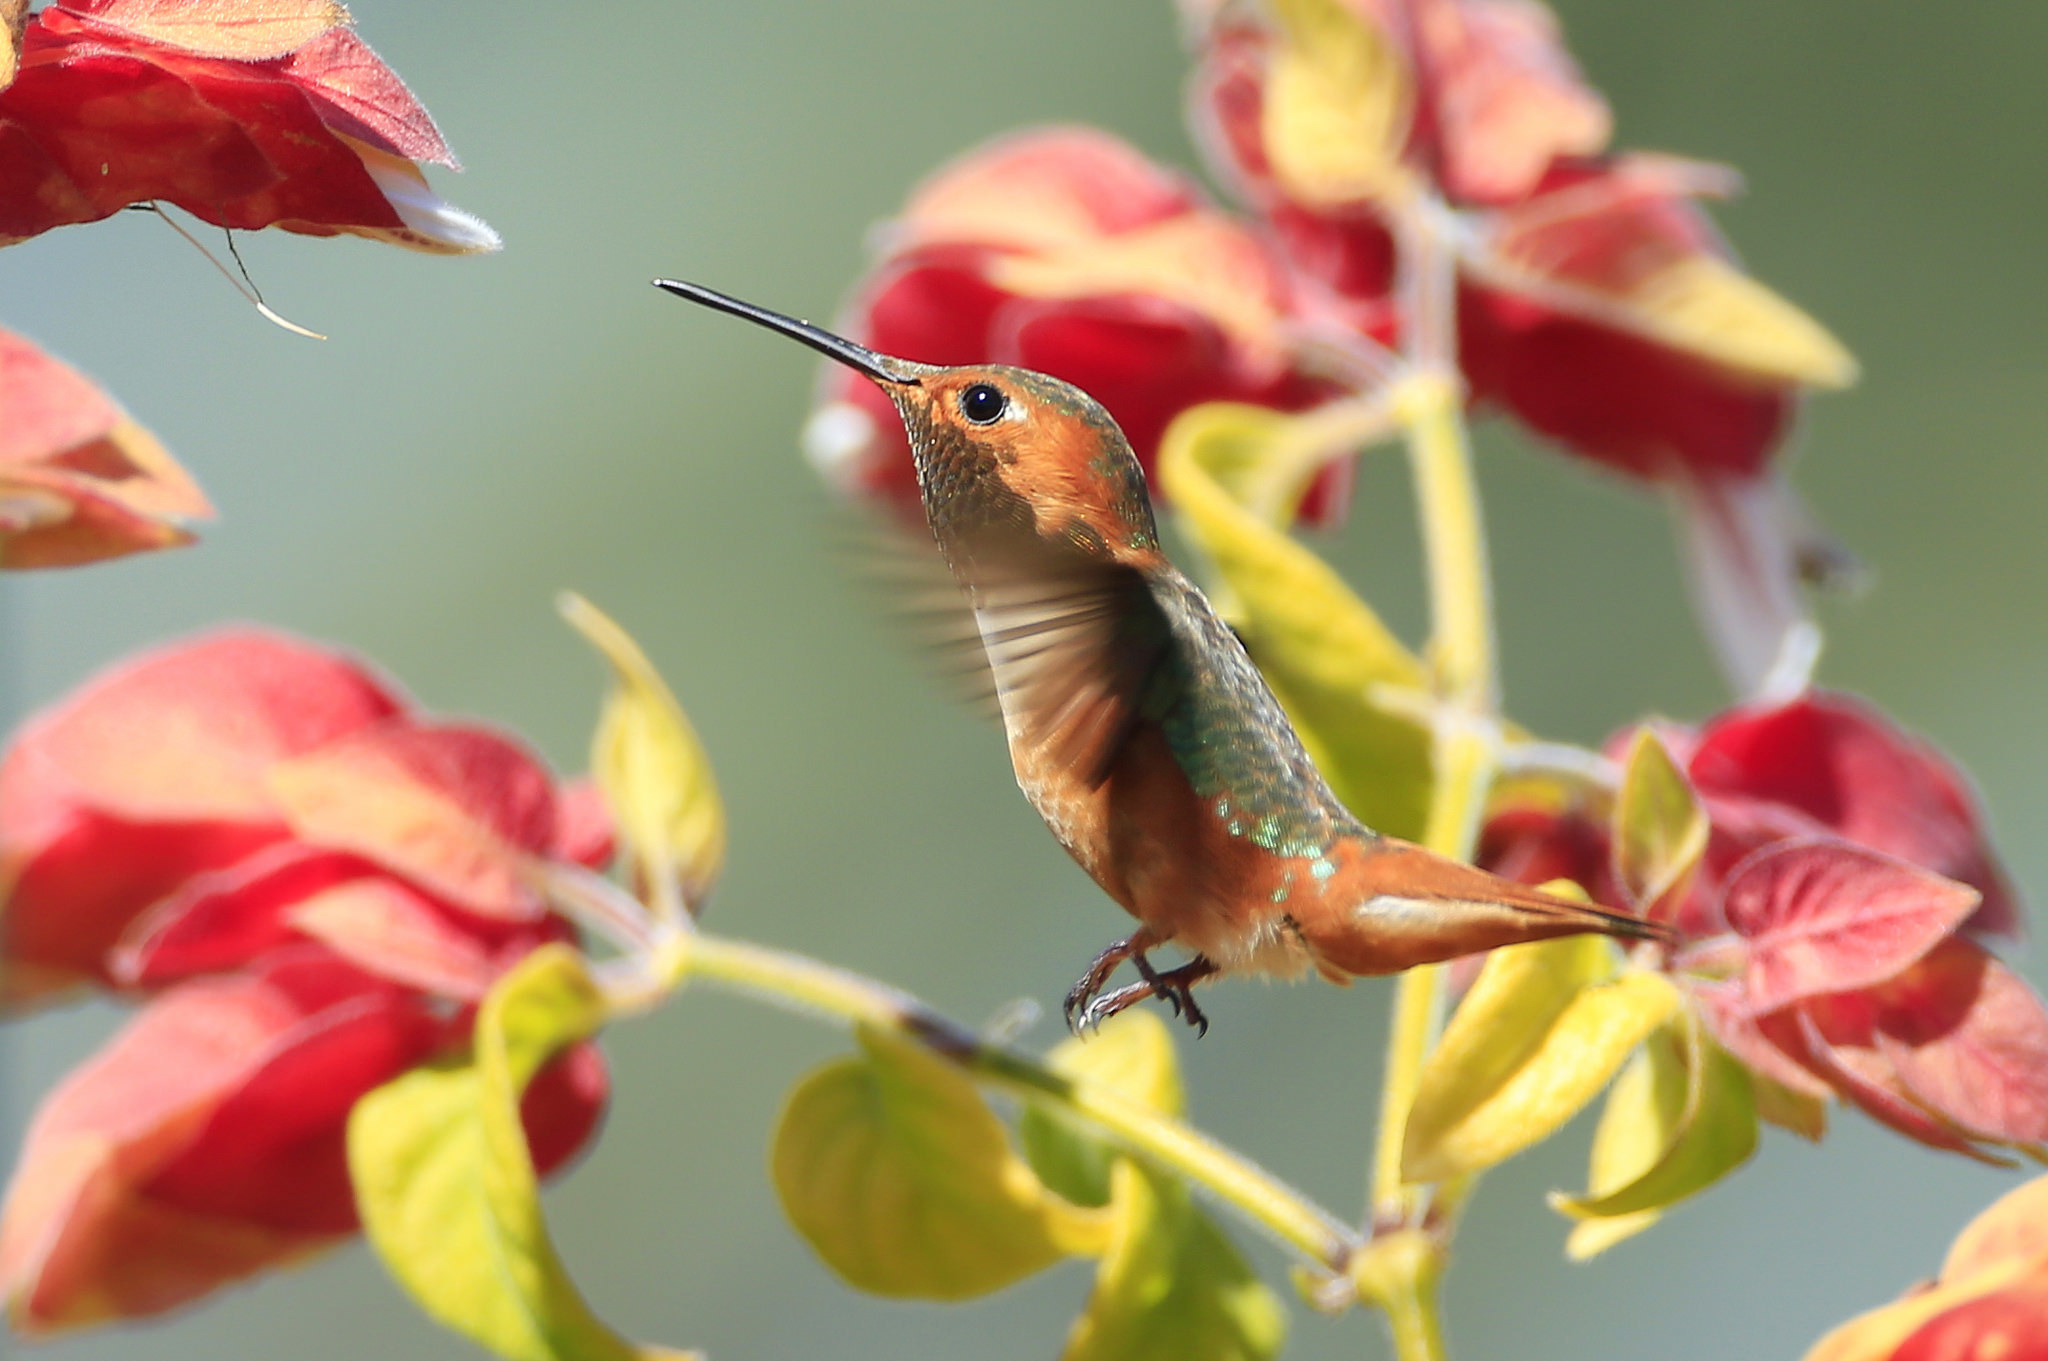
xmin=773 ymin=1025 xmax=1108 ymax=1299
xmin=1552 ymin=1013 xmax=1756 ymax=1251
xmin=1063 ymin=1161 xmax=1286 ymax=1361
xmin=1022 ymin=1010 xmax=1185 ymax=1208
xmin=1402 ymin=937 xmax=1681 ymax=1182
xmin=1612 ymin=727 xmax=1708 ymax=918
xmin=1557 ymin=1029 xmax=1686 ymax=1259
xmin=1624 ymin=254 xmax=1858 ymax=388
xmin=559 ymin=593 xmax=725 ymax=903
xmin=1158 ymin=403 xmax=1433 ymax=839
xmin=349 ymin=947 xmax=682 ymax=1361
xmin=1261 ymin=0 xmax=1411 ymax=208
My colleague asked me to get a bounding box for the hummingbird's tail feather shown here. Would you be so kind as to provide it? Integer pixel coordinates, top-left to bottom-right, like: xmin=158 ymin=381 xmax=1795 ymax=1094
xmin=1290 ymin=836 xmax=1671 ymax=978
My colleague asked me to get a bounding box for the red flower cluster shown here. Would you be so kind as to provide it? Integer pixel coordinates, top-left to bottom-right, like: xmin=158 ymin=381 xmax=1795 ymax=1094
xmin=803 ymin=127 xmax=1349 ymax=522
xmin=1483 ymin=693 xmax=2047 ymax=1159
xmin=0 ymin=631 xmax=610 ymax=1332
xmin=0 ymin=0 xmax=496 ymax=252
xmin=814 ymin=0 xmax=1854 ymax=690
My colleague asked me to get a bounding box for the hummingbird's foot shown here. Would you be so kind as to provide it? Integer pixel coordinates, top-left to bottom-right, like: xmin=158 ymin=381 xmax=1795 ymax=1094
xmin=1140 ymin=956 xmax=1219 ymax=1038
xmin=1063 ymin=931 xmax=1157 ymax=1033
xmin=1076 ymin=954 xmax=1220 ymax=1037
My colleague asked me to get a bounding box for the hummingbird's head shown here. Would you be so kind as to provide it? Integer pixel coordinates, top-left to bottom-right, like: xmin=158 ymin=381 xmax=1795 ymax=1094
xmin=655 ymin=280 xmax=1161 ymax=558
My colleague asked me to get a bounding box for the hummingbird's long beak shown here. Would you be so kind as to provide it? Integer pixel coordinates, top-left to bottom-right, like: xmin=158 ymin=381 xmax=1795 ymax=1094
xmin=653 ymin=279 xmax=922 ymax=386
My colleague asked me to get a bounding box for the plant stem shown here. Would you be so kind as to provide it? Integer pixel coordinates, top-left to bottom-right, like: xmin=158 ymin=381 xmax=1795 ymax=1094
xmin=680 ymin=932 xmax=1364 ymax=1274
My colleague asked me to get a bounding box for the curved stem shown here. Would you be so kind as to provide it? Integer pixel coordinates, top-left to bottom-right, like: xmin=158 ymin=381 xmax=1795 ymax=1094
xmin=680 ymin=932 xmax=1363 ymax=1274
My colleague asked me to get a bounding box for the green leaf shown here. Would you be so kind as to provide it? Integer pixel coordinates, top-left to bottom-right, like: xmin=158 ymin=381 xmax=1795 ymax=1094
xmin=560 ymin=592 xmax=725 ymax=904
xmin=349 ymin=947 xmax=682 ymax=1361
xmin=1552 ymin=1012 xmax=1758 ymax=1258
xmin=1063 ymin=1161 xmax=1286 ymax=1361
xmin=1021 ymin=1009 xmax=1185 ymax=1208
xmin=1403 ymin=935 xmax=1681 ymax=1182
xmin=1158 ymin=403 xmax=1433 ymax=840
xmin=772 ymin=1025 xmax=1108 ymax=1299
xmin=1611 ymin=727 xmax=1707 ymax=918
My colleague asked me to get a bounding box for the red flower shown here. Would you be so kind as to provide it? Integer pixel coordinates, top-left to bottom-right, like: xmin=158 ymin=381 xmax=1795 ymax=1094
xmin=806 ymin=126 xmax=1350 ymax=522
xmin=0 ymin=948 xmax=606 ymax=1333
xmin=1186 ymin=0 xmax=1855 ymax=692
xmin=0 ymin=327 xmax=210 ymax=569
xmin=1804 ymin=1172 xmax=2048 ymax=1361
xmin=1481 ymin=693 xmax=2042 ymax=1158
xmin=0 ymin=0 xmax=496 ymax=252
xmin=0 ymin=629 xmax=618 ymax=1329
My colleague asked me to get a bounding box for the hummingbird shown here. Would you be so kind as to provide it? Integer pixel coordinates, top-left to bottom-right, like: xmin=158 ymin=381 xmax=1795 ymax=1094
xmin=656 ymin=279 xmax=1668 ymax=1035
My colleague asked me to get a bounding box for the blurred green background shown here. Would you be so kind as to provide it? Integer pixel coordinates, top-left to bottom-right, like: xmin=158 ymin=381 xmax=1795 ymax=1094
xmin=3 ymin=0 xmax=2044 ymax=1357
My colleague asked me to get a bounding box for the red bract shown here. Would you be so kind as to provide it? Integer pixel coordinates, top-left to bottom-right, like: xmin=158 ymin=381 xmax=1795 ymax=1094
xmin=0 ymin=326 xmax=209 ymax=568
xmin=0 ymin=628 xmax=619 ymax=1330
xmin=0 ymin=948 xmax=607 ymax=1333
xmin=1186 ymin=0 xmax=1856 ymax=692
xmin=0 ymin=1 xmax=496 ymax=252
xmin=0 ymin=628 xmax=605 ymax=1004
xmin=806 ymin=125 xmax=1350 ymax=522
xmin=1480 ymin=692 xmax=2042 ymax=1158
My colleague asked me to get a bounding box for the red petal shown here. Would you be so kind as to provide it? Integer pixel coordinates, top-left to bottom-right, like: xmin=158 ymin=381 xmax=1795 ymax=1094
xmin=0 ymin=968 xmax=339 ymax=1329
xmin=3 ymin=627 xmax=405 ymax=825
xmin=523 ymin=1040 xmax=609 ymax=1180
xmin=1873 ymin=939 xmax=2048 ymax=1147
xmin=145 ymin=978 xmax=441 ymax=1234
xmin=1783 ymin=1000 xmax=2005 ymax=1162
xmin=1458 ymin=281 xmax=1792 ymax=481
xmin=112 ymin=842 xmax=362 ymax=987
xmin=1724 ymin=840 xmax=1980 ymax=1013
xmin=0 ymin=14 xmax=406 ymax=243
xmin=1892 ymin=1279 xmax=2048 ymax=1361
xmin=266 ymin=720 xmax=558 ymax=919
xmin=275 ymin=26 xmax=454 ymax=167
xmin=550 ymin=777 xmax=616 ymax=871
xmin=1691 ymin=694 xmax=2021 ymax=937
xmin=1403 ymin=0 xmax=1611 ymax=205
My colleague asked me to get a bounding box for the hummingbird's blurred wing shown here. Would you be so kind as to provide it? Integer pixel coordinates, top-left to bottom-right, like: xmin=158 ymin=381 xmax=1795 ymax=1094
xmin=968 ymin=550 xmax=1174 ymax=791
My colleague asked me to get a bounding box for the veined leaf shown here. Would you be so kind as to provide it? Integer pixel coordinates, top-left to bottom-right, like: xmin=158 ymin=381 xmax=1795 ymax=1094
xmin=1021 ymin=1009 xmax=1185 ymax=1208
xmin=1062 ymin=1161 xmax=1286 ymax=1361
xmin=1159 ymin=402 xmax=1433 ymax=840
xmin=1403 ymin=935 xmax=1681 ymax=1183
xmin=560 ymin=593 xmax=725 ymax=906
xmin=349 ymin=947 xmax=682 ymax=1361
xmin=1612 ymin=726 xmax=1707 ymax=920
xmin=772 ymin=1025 xmax=1108 ymax=1299
xmin=1553 ymin=1012 xmax=1758 ymax=1259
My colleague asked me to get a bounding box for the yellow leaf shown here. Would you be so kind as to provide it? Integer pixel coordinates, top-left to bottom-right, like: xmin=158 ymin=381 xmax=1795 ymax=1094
xmin=1261 ymin=0 xmax=1412 ymax=208
xmin=78 ymin=0 xmax=350 ymax=60
xmin=1063 ymin=1162 xmax=1286 ymax=1361
xmin=1402 ymin=937 xmax=1681 ymax=1183
xmin=1553 ymin=1013 xmax=1758 ymax=1260
xmin=349 ymin=947 xmax=685 ymax=1361
xmin=1158 ymin=403 xmax=1434 ymax=840
xmin=1611 ymin=727 xmax=1707 ymax=918
xmin=560 ymin=593 xmax=725 ymax=906
xmin=772 ymin=1025 xmax=1108 ymax=1299
xmin=1625 ymin=254 xmax=1858 ymax=389
xmin=1022 ymin=1010 xmax=1186 ymax=1208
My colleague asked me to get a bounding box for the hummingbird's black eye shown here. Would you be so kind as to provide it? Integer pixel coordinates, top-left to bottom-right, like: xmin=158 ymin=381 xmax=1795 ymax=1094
xmin=959 ymin=383 xmax=1008 ymax=425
